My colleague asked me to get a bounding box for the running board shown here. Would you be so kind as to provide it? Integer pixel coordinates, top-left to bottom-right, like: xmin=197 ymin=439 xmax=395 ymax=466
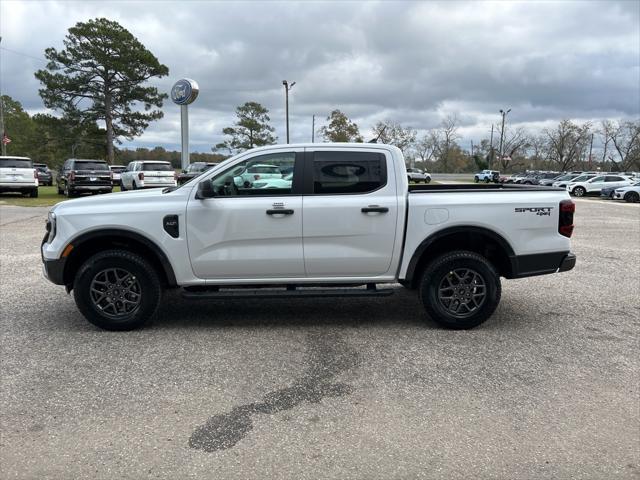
xmin=181 ymin=284 xmax=394 ymax=300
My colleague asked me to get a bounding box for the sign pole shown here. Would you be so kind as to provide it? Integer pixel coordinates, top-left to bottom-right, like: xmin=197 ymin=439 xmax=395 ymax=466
xmin=170 ymin=78 xmax=199 ymax=171
xmin=181 ymin=104 xmax=189 ymax=171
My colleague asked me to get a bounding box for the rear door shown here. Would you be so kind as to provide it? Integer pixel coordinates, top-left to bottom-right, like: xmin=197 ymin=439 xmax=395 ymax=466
xmin=301 ymin=148 xmax=398 ymax=277
xmin=0 ymin=157 xmax=34 ymax=185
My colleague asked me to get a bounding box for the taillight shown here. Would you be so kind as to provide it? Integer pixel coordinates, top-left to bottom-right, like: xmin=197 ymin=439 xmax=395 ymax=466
xmin=138 ymin=172 xmax=144 ymax=181
xmin=34 ymin=169 xmax=38 ymax=179
xmin=559 ymin=199 xmax=575 ymax=237
xmin=69 ymin=171 xmax=76 ymax=181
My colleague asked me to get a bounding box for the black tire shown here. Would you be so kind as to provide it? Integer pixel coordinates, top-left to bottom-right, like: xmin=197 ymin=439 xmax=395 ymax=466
xmin=474 ymin=177 xmax=479 ymax=183
xmin=418 ymin=250 xmax=501 ymax=329
xmin=73 ymin=249 xmax=162 ymax=331
xmin=484 ymin=178 xmax=490 ymax=183
xmin=120 ymin=181 xmax=127 ymax=191
xmin=572 ymin=186 xmax=585 ymax=197
xmin=425 ymin=177 xmax=431 ymax=184
xmin=624 ymin=191 xmax=639 ymax=203
xmin=30 ymin=188 xmax=38 ymax=198
xmin=57 ymin=183 xmax=64 ymax=195
xmin=132 ymin=181 xmax=138 ymax=190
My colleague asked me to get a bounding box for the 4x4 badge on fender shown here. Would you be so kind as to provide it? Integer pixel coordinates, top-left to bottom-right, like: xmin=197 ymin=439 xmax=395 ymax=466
xmin=515 ymin=207 xmax=553 ymax=216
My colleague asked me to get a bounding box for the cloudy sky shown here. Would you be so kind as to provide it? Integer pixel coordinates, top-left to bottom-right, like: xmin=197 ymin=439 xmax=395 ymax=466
xmin=1 ymin=0 xmax=639 ymax=152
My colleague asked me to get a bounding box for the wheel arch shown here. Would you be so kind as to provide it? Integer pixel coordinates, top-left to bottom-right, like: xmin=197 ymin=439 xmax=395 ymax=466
xmin=62 ymin=228 xmax=177 ymax=289
xmin=404 ymin=226 xmax=516 ymax=288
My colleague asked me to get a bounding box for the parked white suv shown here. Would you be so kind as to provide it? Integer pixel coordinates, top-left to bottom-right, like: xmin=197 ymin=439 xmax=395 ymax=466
xmin=0 ymin=156 xmax=38 ymax=197
xmin=406 ymin=168 xmax=431 ymax=183
xmin=567 ymin=174 xmax=633 ymax=197
xmin=120 ymin=161 xmax=177 ymax=190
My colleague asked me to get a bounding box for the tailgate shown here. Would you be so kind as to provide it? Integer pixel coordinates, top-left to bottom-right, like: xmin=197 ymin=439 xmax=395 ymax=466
xmin=0 ymin=167 xmax=35 ymax=184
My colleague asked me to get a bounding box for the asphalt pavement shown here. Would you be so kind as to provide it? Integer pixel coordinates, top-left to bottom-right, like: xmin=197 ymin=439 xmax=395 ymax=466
xmin=0 ymin=200 xmax=638 ymax=479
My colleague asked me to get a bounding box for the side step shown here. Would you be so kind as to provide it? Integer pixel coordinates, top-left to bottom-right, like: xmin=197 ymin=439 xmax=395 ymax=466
xmin=181 ymin=284 xmax=394 ymax=300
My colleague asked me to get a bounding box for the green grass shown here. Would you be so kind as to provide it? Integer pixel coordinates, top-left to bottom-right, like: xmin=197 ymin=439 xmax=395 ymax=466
xmin=0 ymin=186 xmax=122 ymax=207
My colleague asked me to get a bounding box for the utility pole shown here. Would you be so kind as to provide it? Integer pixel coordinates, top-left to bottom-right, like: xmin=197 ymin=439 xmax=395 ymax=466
xmin=311 ymin=115 xmax=315 ymax=143
xmin=588 ymin=133 xmax=594 ymax=170
xmin=498 ymin=108 xmax=511 ymax=167
xmin=489 ymin=124 xmax=494 ymax=169
xmin=282 ymin=80 xmax=295 ymax=144
xmin=470 ymin=140 xmax=474 ymax=157
xmin=0 ymin=36 xmax=6 ymax=156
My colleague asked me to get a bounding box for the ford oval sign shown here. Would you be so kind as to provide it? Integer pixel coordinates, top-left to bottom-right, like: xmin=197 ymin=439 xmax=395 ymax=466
xmin=171 ymin=78 xmax=199 ymax=105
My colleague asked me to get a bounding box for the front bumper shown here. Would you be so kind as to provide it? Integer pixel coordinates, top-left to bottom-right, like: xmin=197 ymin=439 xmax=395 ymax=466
xmin=42 ymin=257 xmax=66 ymax=285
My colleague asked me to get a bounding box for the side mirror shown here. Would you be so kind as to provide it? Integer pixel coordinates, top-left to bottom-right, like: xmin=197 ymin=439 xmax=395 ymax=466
xmin=182 ymin=169 xmax=187 ymax=174
xmin=195 ymin=180 xmax=215 ymax=199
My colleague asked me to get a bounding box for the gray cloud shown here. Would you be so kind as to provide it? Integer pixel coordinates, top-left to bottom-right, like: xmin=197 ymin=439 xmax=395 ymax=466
xmin=1 ymin=0 xmax=638 ymax=152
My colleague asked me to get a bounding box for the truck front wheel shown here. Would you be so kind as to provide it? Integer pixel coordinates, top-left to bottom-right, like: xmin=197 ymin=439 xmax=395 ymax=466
xmin=419 ymin=250 xmax=501 ymax=329
xmin=73 ymin=249 xmax=162 ymax=331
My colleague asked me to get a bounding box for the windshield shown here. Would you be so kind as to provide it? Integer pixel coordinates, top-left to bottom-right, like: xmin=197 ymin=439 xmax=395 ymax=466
xmin=75 ymin=161 xmax=109 ymax=171
xmin=0 ymin=158 xmax=33 ymax=168
xmin=142 ymin=163 xmax=173 ymax=171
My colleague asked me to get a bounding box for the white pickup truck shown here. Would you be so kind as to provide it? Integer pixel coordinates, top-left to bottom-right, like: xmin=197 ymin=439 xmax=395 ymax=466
xmin=42 ymin=143 xmax=576 ymax=331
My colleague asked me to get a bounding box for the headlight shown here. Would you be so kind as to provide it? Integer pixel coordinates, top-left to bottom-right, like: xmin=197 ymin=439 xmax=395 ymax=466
xmin=47 ymin=211 xmax=57 ymax=243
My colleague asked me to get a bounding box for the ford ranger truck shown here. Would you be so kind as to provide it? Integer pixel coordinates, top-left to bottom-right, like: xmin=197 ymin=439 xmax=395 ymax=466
xmin=41 ymin=144 xmax=576 ymax=331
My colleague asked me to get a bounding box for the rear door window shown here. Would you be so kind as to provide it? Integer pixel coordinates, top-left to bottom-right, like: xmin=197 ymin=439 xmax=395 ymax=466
xmin=142 ymin=163 xmax=173 ymax=171
xmin=75 ymin=161 xmax=109 ymax=171
xmin=309 ymin=151 xmax=386 ymax=194
xmin=0 ymin=158 xmax=32 ymax=168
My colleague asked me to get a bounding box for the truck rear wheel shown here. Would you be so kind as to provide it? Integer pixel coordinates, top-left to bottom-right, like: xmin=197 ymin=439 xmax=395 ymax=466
xmin=419 ymin=250 xmax=501 ymax=329
xmin=73 ymin=249 xmax=162 ymax=331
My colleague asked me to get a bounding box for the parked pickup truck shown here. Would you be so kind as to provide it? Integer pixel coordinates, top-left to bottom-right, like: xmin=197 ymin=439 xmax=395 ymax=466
xmin=41 ymin=143 xmax=576 ymax=331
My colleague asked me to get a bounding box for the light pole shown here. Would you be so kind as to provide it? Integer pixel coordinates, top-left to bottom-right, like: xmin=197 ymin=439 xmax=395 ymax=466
xmin=0 ymin=36 xmax=6 ymax=156
xmin=282 ymin=80 xmax=295 ymax=144
xmin=498 ymin=108 xmax=511 ymax=167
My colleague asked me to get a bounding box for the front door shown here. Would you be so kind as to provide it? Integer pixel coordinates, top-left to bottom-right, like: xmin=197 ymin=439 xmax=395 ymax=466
xmin=302 ymin=148 xmax=399 ymax=277
xmin=186 ymin=150 xmax=305 ymax=279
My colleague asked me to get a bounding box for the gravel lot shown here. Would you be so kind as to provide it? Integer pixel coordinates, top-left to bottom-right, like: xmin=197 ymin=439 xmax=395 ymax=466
xmin=1 ymin=199 xmax=638 ymax=479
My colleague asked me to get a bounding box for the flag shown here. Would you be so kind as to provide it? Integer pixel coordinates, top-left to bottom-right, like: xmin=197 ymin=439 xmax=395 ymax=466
xmin=2 ymin=132 xmax=11 ymax=145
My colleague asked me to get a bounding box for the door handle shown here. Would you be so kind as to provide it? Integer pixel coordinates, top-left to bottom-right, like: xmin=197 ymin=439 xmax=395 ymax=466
xmin=266 ymin=209 xmax=294 ymax=215
xmin=361 ymin=206 xmax=389 ymax=213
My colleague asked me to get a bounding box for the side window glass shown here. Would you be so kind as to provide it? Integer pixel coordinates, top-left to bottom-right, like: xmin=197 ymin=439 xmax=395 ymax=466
xmin=591 ymin=176 xmax=604 ymax=182
xmin=209 ymin=152 xmax=295 ymax=197
xmin=311 ymin=151 xmax=386 ymax=194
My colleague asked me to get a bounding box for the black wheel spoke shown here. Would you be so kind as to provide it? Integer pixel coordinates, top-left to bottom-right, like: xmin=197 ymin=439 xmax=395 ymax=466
xmin=90 ymin=267 xmax=142 ymax=320
xmin=437 ymin=267 xmax=487 ymax=319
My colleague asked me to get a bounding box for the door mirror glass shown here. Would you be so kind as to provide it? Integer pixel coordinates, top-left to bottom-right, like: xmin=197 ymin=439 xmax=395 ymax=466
xmin=195 ymin=179 xmax=216 ymax=199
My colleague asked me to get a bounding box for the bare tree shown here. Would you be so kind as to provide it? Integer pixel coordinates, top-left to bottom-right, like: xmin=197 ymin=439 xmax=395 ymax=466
xmin=608 ymin=120 xmax=640 ymax=171
xmin=544 ymin=120 xmax=591 ymax=171
xmin=437 ymin=114 xmax=461 ymax=172
xmin=371 ymin=120 xmax=417 ymax=154
xmin=499 ymin=126 xmax=530 ymax=171
xmin=413 ymin=132 xmax=439 ymax=164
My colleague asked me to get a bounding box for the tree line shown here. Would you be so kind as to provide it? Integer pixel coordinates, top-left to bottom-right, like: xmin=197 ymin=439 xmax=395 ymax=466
xmin=216 ymin=103 xmax=640 ymax=173
xmin=1 ymin=17 xmax=638 ymax=173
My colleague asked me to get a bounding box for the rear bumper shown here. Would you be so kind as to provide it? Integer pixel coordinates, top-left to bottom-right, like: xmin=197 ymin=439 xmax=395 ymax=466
xmin=0 ymin=183 xmax=38 ymax=192
xmin=509 ymin=251 xmax=576 ymax=278
xmin=69 ymin=184 xmax=112 ymax=192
